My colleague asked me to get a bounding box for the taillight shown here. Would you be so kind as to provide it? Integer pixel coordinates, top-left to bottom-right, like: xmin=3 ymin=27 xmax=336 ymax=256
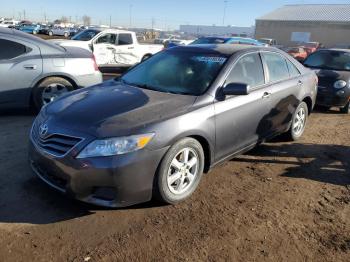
xmin=91 ymin=55 xmax=99 ymax=71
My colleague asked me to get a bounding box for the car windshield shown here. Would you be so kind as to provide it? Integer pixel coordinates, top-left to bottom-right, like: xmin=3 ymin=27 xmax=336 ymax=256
xmin=191 ymin=38 xmax=227 ymax=44
xmin=71 ymin=29 xmax=101 ymax=41
xmin=304 ymin=50 xmax=350 ymax=71
xmin=121 ymin=50 xmax=227 ymax=96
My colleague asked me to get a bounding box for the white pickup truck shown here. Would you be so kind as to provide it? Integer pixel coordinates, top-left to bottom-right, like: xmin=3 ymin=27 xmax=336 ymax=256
xmin=51 ymin=28 xmax=163 ymax=67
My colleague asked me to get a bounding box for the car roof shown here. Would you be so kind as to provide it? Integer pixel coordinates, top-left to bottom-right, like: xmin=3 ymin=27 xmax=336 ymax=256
xmin=169 ymin=44 xmax=275 ymax=56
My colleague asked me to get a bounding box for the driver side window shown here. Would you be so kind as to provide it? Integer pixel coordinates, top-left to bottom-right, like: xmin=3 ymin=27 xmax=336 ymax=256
xmin=96 ymin=34 xmax=117 ymax=44
xmin=226 ymin=53 xmax=265 ymax=88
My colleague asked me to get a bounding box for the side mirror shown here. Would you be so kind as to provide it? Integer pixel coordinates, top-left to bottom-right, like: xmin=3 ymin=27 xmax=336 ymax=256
xmin=223 ymin=83 xmax=251 ymax=96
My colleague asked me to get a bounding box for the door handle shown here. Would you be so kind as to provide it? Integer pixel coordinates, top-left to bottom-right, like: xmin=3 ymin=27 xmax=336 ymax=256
xmin=297 ymin=80 xmax=303 ymax=86
xmin=128 ymin=47 xmax=134 ymax=49
xmin=24 ymin=65 xmax=37 ymax=70
xmin=262 ymin=92 xmax=271 ymax=99
xmin=106 ymin=47 xmax=115 ymax=50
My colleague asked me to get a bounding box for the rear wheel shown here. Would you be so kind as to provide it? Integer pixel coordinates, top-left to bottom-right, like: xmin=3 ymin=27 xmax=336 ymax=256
xmin=48 ymin=31 xmax=53 ymax=36
xmin=286 ymin=102 xmax=308 ymax=141
xmin=340 ymin=101 xmax=350 ymax=114
xmin=154 ymin=138 xmax=204 ymax=205
xmin=32 ymin=77 xmax=74 ymax=110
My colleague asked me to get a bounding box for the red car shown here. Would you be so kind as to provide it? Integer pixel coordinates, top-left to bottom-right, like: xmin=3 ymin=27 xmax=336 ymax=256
xmin=286 ymin=47 xmax=308 ymax=61
xmin=303 ymin=42 xmax=320 ymax=54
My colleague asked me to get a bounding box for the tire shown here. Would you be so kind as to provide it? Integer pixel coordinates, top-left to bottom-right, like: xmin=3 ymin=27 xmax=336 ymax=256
xmin=64 ymin=32 xmax=69 ymax=38
xmin=340 ymin=101 xmax=350 ymax=114
xmin=154 ymin=138 xmax=205 ymax=205
xmin=32 ymin=77 xmax=74 ymax=110
xmin=286 ymin=102 xmax=308 ymax=141
xmin=48 ymin=31 xmax=53 ymax=36
xmin=141 ymin=54 xmax=151 ymax=61
xmin=33 ymin=30 xmax=37 ymax=35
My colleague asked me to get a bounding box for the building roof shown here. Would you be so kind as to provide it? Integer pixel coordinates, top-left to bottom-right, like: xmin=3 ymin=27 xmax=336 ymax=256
xmin=257 ymin=4 xmax=350 ymax=22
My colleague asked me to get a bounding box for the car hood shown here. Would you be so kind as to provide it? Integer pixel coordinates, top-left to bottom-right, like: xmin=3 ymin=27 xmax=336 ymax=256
xmin=312 ymin=69 xmax=350 ymax=88
xmin=44 ymin=80 xmax=197 ymax=138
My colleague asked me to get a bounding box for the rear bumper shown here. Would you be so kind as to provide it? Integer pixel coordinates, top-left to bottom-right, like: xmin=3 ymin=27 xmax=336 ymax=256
xmin=75 ymin=72 xmax=103 ymax=88
xmin=316 ymin=87 xmax=350 ymax=107
xmin=28 ymin=140 xmax=168 ymax=208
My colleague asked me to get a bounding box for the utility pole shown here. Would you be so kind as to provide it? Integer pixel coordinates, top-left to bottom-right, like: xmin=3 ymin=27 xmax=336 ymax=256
xmin=109 ymin=15 xmax=112 ymax=27
xmin=222 ymin=0 xmax=228 ymax=26
xmin=23 ymin=9 xmax=26 ymax=20
xmin=151 ymin=17 xmax=155 ymax=38
xmin=129 ymin=4 xmax=133 ymax=28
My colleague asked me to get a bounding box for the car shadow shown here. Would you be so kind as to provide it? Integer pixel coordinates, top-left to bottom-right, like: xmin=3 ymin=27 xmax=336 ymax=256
xmin=233 ymin=143 xmax=350 ymax=187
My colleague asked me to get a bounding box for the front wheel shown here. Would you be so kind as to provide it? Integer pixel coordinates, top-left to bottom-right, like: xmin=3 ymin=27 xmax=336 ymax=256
xmin=340 ymin=101 xmax=349 ymax=114
xmin=64 ymin=32 xmax=69 ymax=38
xmin=154 ymin=138 xmax=205 ymax=205
xmin=286 ymin=102 xmax=308 ymax=141
xmin=48 ymin=31 xmax=53 ymax=36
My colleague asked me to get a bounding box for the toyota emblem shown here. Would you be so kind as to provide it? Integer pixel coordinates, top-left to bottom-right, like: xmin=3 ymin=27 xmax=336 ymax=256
xmin=39 ymin=123 xmax=49 ymax=138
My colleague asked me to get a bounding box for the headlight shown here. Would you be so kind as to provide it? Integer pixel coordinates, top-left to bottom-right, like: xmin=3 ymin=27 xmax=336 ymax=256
xmin=334 ymin=80 xmax=347 ymax=89
xmin=77 ymin=133 xmax=154 ymax=158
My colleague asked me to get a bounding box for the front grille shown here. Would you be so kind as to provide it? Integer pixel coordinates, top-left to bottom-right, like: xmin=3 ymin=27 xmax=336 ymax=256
xmin=31 ymin=123 xmax=83 ymax=157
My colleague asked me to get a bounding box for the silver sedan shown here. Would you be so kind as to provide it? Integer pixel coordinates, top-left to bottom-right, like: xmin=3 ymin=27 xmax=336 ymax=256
xmin=0 ymin=27 xmax=103 ymax=110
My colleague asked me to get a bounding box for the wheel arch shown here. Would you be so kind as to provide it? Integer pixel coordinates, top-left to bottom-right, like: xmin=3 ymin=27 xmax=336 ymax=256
xmin=302 ymin=96 xmax=313 ymax=115
xmin=29 ymin=74 xmax=78 ymax=107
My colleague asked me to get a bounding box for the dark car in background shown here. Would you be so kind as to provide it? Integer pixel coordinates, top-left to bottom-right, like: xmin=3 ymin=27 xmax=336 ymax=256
xmin=29 ymin=44 xmax=317 ymax=207
xmin=191 ymin=37 xmax=265 ymax=46
xmin=303 ymin=49 xmax=350 ymax=113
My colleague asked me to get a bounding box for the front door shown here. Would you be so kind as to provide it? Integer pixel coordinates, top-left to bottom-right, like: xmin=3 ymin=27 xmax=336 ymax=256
xmin=214 ymin=52 xmax=272 ymax=161
xmin=92 ymin=33 xmax=118 ymax=66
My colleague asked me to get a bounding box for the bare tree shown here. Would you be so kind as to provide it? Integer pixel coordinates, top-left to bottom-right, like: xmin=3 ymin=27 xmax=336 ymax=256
xmin=82 ymin=15 xmax=91 ymax=26
xmin=61 ymin=16 xmax=68 ymax=23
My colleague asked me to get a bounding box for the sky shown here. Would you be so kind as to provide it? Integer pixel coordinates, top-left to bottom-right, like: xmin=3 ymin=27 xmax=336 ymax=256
xmin=0 ymin=0 xmax=349 ymax=30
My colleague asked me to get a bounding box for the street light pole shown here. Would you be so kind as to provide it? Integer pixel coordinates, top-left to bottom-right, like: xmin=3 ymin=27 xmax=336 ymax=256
xmin=223 ymin=0 xmax=228 ymax=26
xmin=129 ymin=4 xmax=133 ymax=28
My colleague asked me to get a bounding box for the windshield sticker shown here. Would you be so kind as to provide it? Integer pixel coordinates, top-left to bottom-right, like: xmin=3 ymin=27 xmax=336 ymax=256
xmin=194 ymin=57 xmax=227 ymax=63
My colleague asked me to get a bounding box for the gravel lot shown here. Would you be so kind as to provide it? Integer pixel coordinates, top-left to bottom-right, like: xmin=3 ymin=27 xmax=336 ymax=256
xmin=0 ymin=107 xmax=349 ymax=261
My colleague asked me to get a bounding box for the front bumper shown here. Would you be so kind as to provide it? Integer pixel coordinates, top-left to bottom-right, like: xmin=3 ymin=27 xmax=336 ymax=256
xmin=28 ymin=140 xmax=168 ymax=208
xmin=316 ymin=86 xmax=350 ymax=107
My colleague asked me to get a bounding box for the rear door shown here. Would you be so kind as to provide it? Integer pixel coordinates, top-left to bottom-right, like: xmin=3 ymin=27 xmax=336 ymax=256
xmin=0 ymin=37 xmax=42 ymax=106
xmin=260 ymin=51 xmax=302 ymax=134
xmin=214 ymin=52 xmax=272 ymax=161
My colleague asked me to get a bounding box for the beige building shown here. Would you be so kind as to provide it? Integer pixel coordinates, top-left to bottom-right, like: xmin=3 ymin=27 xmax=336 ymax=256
xmin=255 ymin=4 xmax=350 ymax=48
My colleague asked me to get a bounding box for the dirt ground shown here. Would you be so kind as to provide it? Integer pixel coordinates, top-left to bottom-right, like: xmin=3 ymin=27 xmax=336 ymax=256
xmin=0 ymin=107 xmax=349 ymax=262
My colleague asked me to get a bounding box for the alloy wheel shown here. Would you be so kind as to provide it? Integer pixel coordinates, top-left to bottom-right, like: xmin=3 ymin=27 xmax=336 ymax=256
xmin=42 ymin=83 xmax=69 ymax=105
xmin=293 ymin=107 xmax=306 ymax=136
xmin=167 ymin=148 xmax=199 ymax=195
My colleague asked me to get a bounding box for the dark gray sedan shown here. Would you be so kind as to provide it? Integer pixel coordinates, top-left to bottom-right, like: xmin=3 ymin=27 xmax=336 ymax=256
xmin=0 ymin=27 xmax=102 ymax=110
xmin=29 ymin=45 xmax=317 ymax=207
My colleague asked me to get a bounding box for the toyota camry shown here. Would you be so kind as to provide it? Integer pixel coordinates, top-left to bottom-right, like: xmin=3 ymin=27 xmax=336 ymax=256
xmin=29 ymin=44 xmax=317 ymax=207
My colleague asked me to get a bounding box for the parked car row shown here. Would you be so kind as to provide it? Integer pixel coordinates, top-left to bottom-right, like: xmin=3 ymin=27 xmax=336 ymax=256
xmin=2 ymin=24 xmax=350 ymax=208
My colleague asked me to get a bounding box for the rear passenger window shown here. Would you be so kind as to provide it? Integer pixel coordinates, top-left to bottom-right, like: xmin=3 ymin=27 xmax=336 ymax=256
xmin=286 ymin=60 xmax=301 ymax=77
xmin=226 ymin=53 xmax=265 ymax=88
xmin=263 ymin=52 xmax=290 ymax=83
xmin=118 ymin=34 xmax=133 ymax=45
xmin=0 ymin=39 xmax=27 ymax=60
